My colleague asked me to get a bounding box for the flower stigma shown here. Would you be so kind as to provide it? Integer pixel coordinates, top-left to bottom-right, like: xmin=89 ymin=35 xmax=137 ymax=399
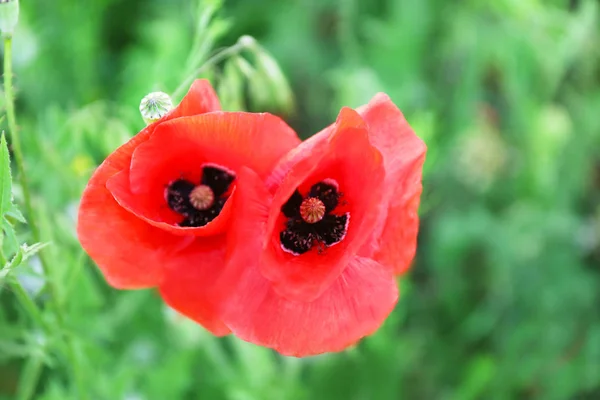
xmin=300 ymin=197 xmax=326 ymax=224
xmin=189 ymin=184 xmax=215 ymax=210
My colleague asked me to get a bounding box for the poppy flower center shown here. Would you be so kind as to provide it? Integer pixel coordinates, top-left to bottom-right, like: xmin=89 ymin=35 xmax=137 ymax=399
xmin=165 ymin=164 xmax=235 ymax=227
xmin=189 ymin=184 xmax=215 ymax=210
xmin=299 ymin=197 xmax=326 ymax=223
xmin=279 ymin=180 xmax=349 ymax=255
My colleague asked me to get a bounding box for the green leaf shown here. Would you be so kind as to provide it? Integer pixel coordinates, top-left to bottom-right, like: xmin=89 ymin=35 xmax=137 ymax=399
xmin=6 ymin=203 xmax=25 ymax=223
xmin=2 ymin=216 xmax=18 ymax=252
xmin=0 ymin=242 xmax=48 ymax=281
xmin=18 ymin=242 xmax=49 ymax=263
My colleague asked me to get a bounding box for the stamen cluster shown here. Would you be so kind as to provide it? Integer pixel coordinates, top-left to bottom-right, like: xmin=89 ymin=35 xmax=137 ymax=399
xmin=280 ymin=181 xmax=349 ymax=255
xmin=166 ymin=165 xmax=234 ymax=227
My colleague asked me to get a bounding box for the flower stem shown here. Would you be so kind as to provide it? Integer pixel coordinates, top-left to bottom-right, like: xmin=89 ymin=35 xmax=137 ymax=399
xmin=3 ymin=33 xmax=55 ymax=323
xmin=3 ymin=33 xmax=87 ymax=399
xmin=172 ymin=37 xmax=252 ymax=100
xmin=0 ymin=249 xmax=49 ymax=332
xmin=16 ymin=351 xmax=44 ymax=400
xmin=3 ymin=36 xmax=32 ymax=228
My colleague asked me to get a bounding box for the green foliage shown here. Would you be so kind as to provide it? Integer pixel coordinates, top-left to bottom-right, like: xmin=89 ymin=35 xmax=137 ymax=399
xmin=0 ymin=132 xmax=42 ymax=275
xmin=0 ymin=134 xmax=24 ymax=257
xmin=1 ymin=0 xmax=599 ymax=399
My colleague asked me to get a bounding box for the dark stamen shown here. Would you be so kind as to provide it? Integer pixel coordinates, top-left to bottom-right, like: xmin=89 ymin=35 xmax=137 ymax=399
xmin=166 ymin=179 xmax=196 ymax=216
xmin=201 ymin=165 xmax=235 ymax=197
xmin=279 ymin=180 xmax=349 ymax=255
xmin=315 ymin=214 xmax=349 ymax=246
xmin=281 ymin=190 xmax=303 ymax=218
xmin=166 ymin=165 xmax=235 ymax=227
xmin=280 ymin=218 xmax=317 ymax=255
xmin=308 ymin=181 xmax=340 ymax=213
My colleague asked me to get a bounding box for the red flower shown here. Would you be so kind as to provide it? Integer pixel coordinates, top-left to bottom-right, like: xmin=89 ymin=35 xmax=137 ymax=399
xmin=218 ymin=95 xmax=426 ymax=356
xmin=77 ymin=80 xmax=301 ymax=335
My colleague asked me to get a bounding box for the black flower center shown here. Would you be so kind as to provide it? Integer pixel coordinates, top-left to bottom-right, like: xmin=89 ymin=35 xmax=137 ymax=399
xmin=165 ymin=164 xmax=235 ymax=227
xmin=280 ymin=180 xmax=349 ymax=255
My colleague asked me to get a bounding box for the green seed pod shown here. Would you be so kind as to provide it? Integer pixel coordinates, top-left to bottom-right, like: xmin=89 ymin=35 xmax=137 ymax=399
xmin=0 ymin=0 xmax=19 ymax=36
xmin=139 ymin=91 xmax=173 ymax=125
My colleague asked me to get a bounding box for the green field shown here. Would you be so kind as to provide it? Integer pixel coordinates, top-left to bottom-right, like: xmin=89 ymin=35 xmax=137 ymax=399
xmin=1 ymin=0 xmax=599 ymax=399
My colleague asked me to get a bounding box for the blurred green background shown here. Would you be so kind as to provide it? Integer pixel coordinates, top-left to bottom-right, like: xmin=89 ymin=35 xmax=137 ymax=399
xmin=1 ymin=0 xmax=600 ymax=398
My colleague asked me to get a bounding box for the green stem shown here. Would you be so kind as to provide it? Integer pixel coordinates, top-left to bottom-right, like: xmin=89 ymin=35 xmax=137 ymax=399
xmin=3 ymin=33 xmax=53 ymax=324
xmin=16 ymin=352 xmax=44 ymax=400
xmin=4 ymin=38 xmax=34 ymax=237
xmin=172 ymin=37 xmax=252 ymax=100
xmin=10 ymin=280 xmax=50 ymax=331
xmin=3 ymin=34 xmax=87 ymax=399
xmin=0 ymin=248 xmax=48 ymax=400
xmin=0 ymin=249 xmax=49 ymax=332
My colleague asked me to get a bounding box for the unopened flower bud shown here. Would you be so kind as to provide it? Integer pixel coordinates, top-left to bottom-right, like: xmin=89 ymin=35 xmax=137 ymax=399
xmin=253 ymin=45 xmax=295 ymax=115
xmin=139 ymin=91 xmax=173 ymax=125
xmin=0 ymin=0 xmax=19 ymax=36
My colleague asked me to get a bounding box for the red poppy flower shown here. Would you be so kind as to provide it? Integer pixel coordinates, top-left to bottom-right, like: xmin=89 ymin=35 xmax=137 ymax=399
xmin=217 ymin=95 xmax=425 ymax=356
xmin=77 ymin=80 xmax=301 ymax=335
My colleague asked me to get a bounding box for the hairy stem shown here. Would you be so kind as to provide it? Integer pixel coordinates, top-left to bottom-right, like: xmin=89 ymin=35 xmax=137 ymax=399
xmin=3 ymin=34 xmax=87 ymax=399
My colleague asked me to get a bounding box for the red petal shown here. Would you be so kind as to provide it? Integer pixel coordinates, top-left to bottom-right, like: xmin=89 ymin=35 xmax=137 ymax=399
xmin=158 ymin=235 xmax=231 ymax=336
xmin=264 ymin=127 xmax=329 ymax=192
xmin=259 ymin=108 xmax=385 ymax=302
xmin=77 ymin=80 xmax=221 ymax=287
xmin=373 ymin=180 xmax=423 ymax=275
xmin=219 ymin=168 xmax=397 ymax=355
xmin=357 ymin=93 xmax=425 ymax=178
xmin=215 ymin=167 xmax=272 ymax=296
xmin=77 ymin=156 xmax=192 ymax=289
xmin=243 ymin=257 xmax=397 ymax=357
xmin=227 ymin=257 xmax=397 ymax=357
xmin=106 ymin=170 xmax=235 ymax=237
xmin=130 ymin=112 xmax=299 ymax=191
xmin=357 ymin=94 xmax=426 ymax=275
xmin=110 ymin=112 xmax=298 ymax=235
xmin=169 ymin=79 xmax=221 ymax=118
